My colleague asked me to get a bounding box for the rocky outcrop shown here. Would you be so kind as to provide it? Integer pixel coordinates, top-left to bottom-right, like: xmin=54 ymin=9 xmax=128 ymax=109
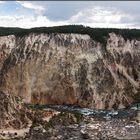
xmin=0 ymin=33 xmax=139 ymax=109
xmin=23 ymin=112 xmax=140 ymax=140
xmin=0 ymin=91 xmax=30 ymax=129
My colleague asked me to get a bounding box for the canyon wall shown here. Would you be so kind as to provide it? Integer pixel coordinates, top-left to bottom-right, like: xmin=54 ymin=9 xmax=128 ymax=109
xmin=0 ymin=33 xmax=139 ymax=109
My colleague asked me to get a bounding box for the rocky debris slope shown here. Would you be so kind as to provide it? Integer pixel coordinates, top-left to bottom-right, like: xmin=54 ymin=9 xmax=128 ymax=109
xmin=18 ymin=111 xmax=140 ymax=140
xmin=0 ymin=106 xmax=139 ymax=140
xmin=0 ymin=33 xmax=139 ymax=109
xmin=0 ymin=103 xmax=59 ymax=139
xmin=0 ymin=91 xmax=30 ymax=129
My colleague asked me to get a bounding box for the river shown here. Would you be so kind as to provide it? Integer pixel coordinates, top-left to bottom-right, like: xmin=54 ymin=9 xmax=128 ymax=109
xmin=28 ymin=103 xmax=140 ymax=120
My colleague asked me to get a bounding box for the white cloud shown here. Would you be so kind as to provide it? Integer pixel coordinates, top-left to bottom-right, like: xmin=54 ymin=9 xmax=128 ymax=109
xmin=16 ymin=1 xmax=45 ymax=13
xmin=66 ymin=6 xmax=137 ymax=29
xmin=0 ymin=4 xmax=139 ymax=29
xmin=69 ymin=7 xmax=132 ymax=24
xmin=0 ymin=1 xmax=4 ymax=4
xmin=0 ymin=15 xmax=68 ymax=28
xmin=0 ymin=14 xmax=137 ymax=29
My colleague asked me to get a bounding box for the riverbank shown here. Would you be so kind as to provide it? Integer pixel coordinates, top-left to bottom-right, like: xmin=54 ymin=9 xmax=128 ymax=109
xmin=0 ymin=104 xmax=139 ymax=140
xmin=17 ymin=112 xmax=140 ymax=140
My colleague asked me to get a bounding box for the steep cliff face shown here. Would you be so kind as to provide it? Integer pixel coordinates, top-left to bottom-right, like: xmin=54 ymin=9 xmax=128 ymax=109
xmin=0 ymin=33 xmax=139 ymax=109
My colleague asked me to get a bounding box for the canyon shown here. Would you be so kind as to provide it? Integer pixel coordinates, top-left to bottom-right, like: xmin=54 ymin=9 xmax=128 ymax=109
xmin=0 ymin=28 xmax=140 ymax=139
xmin=0 ymin=32 xmax=139 ymax=110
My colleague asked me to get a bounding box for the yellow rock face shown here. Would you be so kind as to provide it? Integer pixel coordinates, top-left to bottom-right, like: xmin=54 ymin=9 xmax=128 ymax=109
xmin=0 ymin=33 xmax=139 ymax=109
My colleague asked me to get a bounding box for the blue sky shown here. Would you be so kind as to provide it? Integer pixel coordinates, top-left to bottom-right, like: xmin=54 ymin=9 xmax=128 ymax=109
xmin=0 ymin=1 xmax=140 ymax=29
